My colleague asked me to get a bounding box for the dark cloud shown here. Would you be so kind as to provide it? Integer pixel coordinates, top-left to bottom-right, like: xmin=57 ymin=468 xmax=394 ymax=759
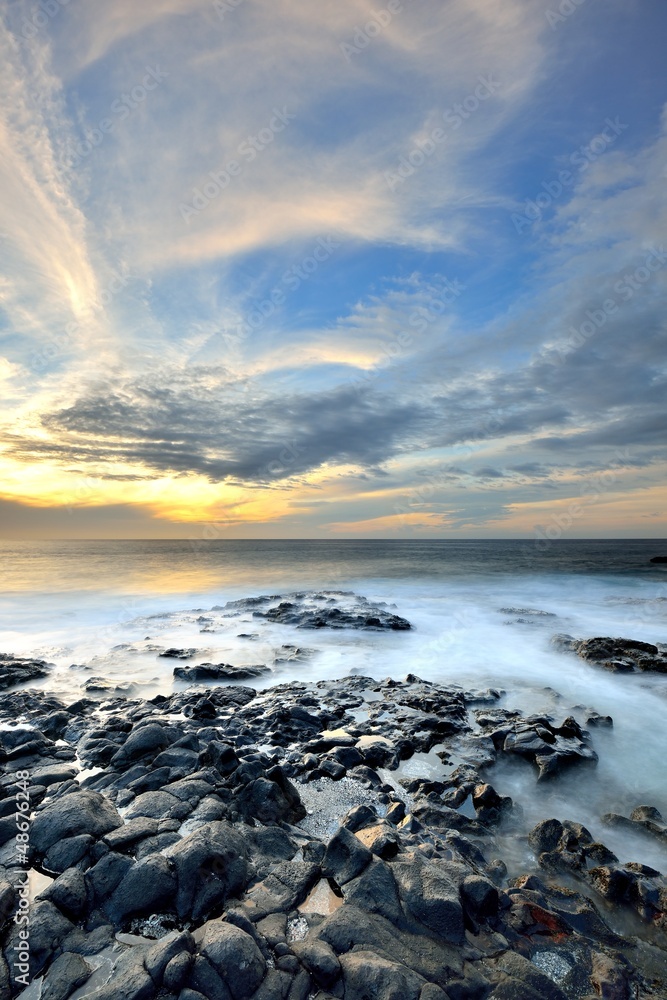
xmin=9 ymin=372 xmax=429 ymax=484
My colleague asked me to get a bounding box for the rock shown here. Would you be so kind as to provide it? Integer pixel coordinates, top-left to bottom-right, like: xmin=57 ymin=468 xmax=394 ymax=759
xmin=103 ymin=816 xmax=160 ymax=850
xmin=354 ymin=822 xmax=400 ymax=859
xmin=44 ymin=834 xmax=95 ymax=874
xmin=0 ymin=653 xmax=50 ymax=690
xmin=471 ymin=783 xmax=514 ymax=826
xmin=200 ymin=740 xmax=240 ymax=775
xmin=322 ymin=827 xmax=373 ymax=885
xmin=393 ymin=857 xmax=465 ymax=943
xmin=291 ymin=939 xmax=340 ymax=989
xmin=461 ymin=875 xmax=499 ymax=921
xmin=339 ymin=950 xmax=427 ymax=1000
xmin=174 ymin=662 xmax=270 ymax=681
xmin=244 ymin=591 xmax=412 ymax=631
xmin=649 ymin=555 xmax=667 ymax=563
xmin=41 ymin=867 xmax=88 ymax=920
xmin=41 ymin=951 xmax=92 ymax=1000
xmin=4 ymin=900 xmax=74 ymax=986
xmin=246 ymin=861 xmax=320 ymax=915
xmin=603 ymin=804 xmax=667 ymax=846
xmin=110 ymin=723 xmax=172 ymax=765
xmin=106 ymin=854 xmax=176 ymax=925
xmin=125 ymin=790 xmax=185 ymax=820
xmin=502 ymin=717 xmax=597 ymax=781
xmin=491 ymin=952 xmax=568 ymax=1000
xmin=193 ymin=921 xmax=266 ymax=1000
xmin=159 ymin=648 xmax=199 ymax=658
xmin=590 ymin=950 xmax=630 ymax=1000
xmin=554 ymin=635 xmax=667 ymax=673
xmin=236 ymin=767 xmax=306 ymax=824
xmin=31 ymin=790 xmax=122 ymax=855
xmin=166 ymin=821 xmax=249 ymax=921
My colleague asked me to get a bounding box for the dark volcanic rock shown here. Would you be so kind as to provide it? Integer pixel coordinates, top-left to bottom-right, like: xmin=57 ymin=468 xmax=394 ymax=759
xmin=236 ymin=766 xmax=306 ymax=824
xmin=0 ymin=653 xmax=50 ymax=690
xmin=158 ymin=647 xmax=199 ymax=658
xmin=0 ymin=663 xmax=665 ymax=1000
xmin=552 ymin=634 xmax=667 ymax=673
xmin=192 ymin=921 xmax=266 ymax=999
xmin=174 ymin=662 xmax=270 ymax=681
xmin=226 ymin=591 xmax=412 ymax=630
xmin=501 ymin=715 xmax=597 ymax=780
xmin=31 ymin=789 xmax=123 ymax=855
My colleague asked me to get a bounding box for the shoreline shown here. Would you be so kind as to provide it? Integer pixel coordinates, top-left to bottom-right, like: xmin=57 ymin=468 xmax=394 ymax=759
xmin=0 ymin=638 xmax=666 ymax=999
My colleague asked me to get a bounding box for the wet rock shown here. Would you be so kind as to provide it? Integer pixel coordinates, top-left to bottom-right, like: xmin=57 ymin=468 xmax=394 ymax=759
xmin=102 ymin=816 xmax=160 ymax=851
xmin=246 ymin=592 xmax=412 ymax=631
xmin=471 ymin=783 xmax=514 ymax=826
xmin=0 ymin=653 xmax=50 ymax=690
xmin=199 ymin=740 xmax=240 ymax=776
xmin=553 ymin=634 xmax=667 ymax=673
xmin=40 ymin=951 xmax=92 ymax=1000
xmin=159 ymin=648 xmax=199 ymax=658
xmin=603 ymin=805 xmax=667 ymax=846
xmin=528 ymin=818 xmax=614 ymax=875
xmin=110 ymin=722 xmax=173 ymax=766
xmin=44 ymin=834 xmax=95 ymax=874
xmin=590 ymin=950 xmax=631 ymax=1000
xmin=174 ymin=662 xmax=270 ymax=681
xmin=587 ymin=862 xmax=667 ymax=924
xmin=31 ymin=789 xmax=123 ymax=855
xmin=490 ymin=950 xmax=568 ymax=1000
xmin=502 ymin=716 xmax=597 ymax=780
xmin=318 ymin=903 xmax=463 ymax=983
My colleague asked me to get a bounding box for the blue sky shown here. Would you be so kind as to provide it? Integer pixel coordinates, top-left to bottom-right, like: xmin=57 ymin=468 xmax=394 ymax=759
xmin=0 ymin=0 xmax=665 ymax=539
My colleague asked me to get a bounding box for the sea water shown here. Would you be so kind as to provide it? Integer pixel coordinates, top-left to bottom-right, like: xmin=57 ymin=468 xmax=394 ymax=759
xmin=1 ymin=538 xmax=666 ymax=870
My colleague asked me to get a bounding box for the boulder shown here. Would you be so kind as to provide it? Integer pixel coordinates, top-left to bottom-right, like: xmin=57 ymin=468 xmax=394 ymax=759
xmin=166 ymin=821 xmax=249 ymax=921
xmin=31 ymin=790 xmax=122 ymax=855
xmin=193 ymin=921 xmax=266 ymax=1000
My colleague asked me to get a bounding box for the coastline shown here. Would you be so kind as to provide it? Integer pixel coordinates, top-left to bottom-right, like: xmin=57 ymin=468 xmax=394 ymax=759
xmin=1 ymin=626 xmax=666 ymax=999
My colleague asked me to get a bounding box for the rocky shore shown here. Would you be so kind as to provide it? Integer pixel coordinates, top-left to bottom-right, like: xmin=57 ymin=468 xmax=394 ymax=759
xmin=0 ymin=616 xmax=666 ymax=999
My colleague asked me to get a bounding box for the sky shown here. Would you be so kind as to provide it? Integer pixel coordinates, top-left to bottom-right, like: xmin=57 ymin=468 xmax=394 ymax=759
xmin=0 ymin=0 xmax=666 ymax=540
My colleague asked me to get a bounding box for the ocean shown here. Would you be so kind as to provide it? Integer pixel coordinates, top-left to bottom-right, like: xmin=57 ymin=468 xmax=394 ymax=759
xmin=1 ymin=537 xmax=666 ymax=871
